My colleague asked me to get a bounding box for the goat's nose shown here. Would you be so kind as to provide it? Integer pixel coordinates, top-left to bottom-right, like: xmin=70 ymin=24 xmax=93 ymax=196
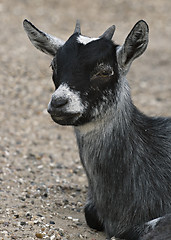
xmin=51 ymin=97 xmax=68 ymax=108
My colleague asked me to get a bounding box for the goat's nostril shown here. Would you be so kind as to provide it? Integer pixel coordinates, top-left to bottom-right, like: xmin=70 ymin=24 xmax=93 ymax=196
xmin=51 ymin=98 xmax=68 ymax=108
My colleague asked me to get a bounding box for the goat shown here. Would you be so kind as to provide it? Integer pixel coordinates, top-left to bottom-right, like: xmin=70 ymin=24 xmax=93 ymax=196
xmin=23 ymin=19 xmax=171 ymax=240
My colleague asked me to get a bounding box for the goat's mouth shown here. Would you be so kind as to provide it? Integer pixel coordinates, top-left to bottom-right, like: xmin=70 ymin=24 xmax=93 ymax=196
xmin=49 ymin=112 xmax=82 ymax=126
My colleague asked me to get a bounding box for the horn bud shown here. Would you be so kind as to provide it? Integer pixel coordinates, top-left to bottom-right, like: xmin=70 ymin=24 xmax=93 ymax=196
xmin=74 ymin=20 xmax=81 ymax=34
xmin=100 ymin=25 xmax=116 ymax=40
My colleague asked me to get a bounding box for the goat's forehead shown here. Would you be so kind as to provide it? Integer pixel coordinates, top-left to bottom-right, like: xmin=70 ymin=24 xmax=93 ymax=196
xmin=66 ymin=33 xmax=100 ymax=45
xmin=56 ymin=33 xmax=116 ymax=66
xmin=64 ymin=33 xmax=114 ymax=50
xmin=63 ymin=33 xmax=101 ymax=51
xmin=77 ymin=35 xmax=99 ymax=45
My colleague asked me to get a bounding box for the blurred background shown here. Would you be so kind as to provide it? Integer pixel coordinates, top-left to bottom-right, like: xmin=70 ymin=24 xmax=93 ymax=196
xmin=0 ymin=0 xmax=170 ymax=239
xmin=1 ymin=0 xmax=171 ymax=115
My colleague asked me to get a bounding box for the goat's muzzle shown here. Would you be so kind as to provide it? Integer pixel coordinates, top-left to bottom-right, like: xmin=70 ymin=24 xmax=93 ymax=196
xmin=47 ymin=97 xmax=81 ymax=126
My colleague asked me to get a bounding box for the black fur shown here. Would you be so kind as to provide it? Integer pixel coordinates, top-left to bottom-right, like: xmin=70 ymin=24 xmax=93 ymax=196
xmin=84 ymin=202 xmax=104 ymax=231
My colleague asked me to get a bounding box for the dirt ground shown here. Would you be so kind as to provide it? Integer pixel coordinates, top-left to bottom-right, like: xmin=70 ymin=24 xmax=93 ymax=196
xmin=0 ymin=0 xmax=170 ymax=239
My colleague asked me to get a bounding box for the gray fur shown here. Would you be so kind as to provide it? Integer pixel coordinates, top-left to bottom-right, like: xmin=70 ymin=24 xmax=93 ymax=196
xmin=75 ymin=75 xmax=171 ymax=239
xmin=23 ymin=19 xmax=64 ymax=56
xmin=117 ymin=20 xmax=149 ymax=74
xmin=140 ymin=214 xmax=171 ymax=240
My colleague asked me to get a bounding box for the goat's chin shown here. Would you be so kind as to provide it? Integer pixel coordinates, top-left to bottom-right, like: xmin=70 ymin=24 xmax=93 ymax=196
xmin=50 ymin=113 xmax=81 ymax=126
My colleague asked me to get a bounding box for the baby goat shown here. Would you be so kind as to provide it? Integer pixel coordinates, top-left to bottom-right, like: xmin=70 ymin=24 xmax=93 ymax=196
xmin=23 ymin=19 xmax=171 ymax=240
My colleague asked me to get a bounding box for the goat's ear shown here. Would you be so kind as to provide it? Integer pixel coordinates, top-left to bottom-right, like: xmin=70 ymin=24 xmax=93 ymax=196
xmin=117 ymin=20 xmax=149 ymax=74
xmin=23 ymin=19 xmax=65 ymax=56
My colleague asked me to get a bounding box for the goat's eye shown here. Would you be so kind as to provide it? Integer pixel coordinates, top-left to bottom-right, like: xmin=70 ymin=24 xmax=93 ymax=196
xmin=90 ymin=63 xmax=114 ymax=82
xmin=99 ymin=69 xmax=113 ymax=77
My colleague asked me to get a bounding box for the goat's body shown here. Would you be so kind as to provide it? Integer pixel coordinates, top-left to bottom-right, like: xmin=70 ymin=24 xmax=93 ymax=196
xmin=75 ymin=79 xmax=171 ymax=239
xmin=23 ymin=19 xmax=171 ymax=240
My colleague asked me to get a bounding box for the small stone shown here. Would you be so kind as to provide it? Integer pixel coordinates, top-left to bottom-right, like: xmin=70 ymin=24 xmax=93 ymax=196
xmin=1 ymin=230 xmax=8 ymax=236
xmin=18 ymin=196 xmax=25 ymax=201
xmin=11 ymin=236 xmax=17 ymax=239
xmin=76 ymin=222 xmax=83 ymax=226
xmin=63 ymin=199 xmax=69 ymax=204
xmin=34 ymin=220 xmax=39 ymax=224
xmin=21 ymin=205 xmax=26 ymax=209
xmin=35 ymin=233 xmax=44 ymax=238
xmin=49 ymin=220 xmax=55 ymax=224
xmin=3 ymin=222 xmax=9 ymax=226
xmin=20 ymin=221 xmax=27 ymax=226
xmin=78 ymin=234 xmax=84 ymax=239
xmin=37 ymin=165 xmax=43 ymax=169
xmin=50 ymin=235 xmax=56 ymax=240
xmin=73 ymin=218 xmax=79 ymax=222
xmin=57 ymin=228 xmax=64 ymax=236
xmin=43 ymin=193 xmax=48 ymax=198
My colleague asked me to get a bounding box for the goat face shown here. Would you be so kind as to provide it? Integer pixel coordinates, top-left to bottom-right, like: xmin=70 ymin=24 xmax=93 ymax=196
xmin=23 ymin=20 xmax=148 ymax=126
xmin=48 ymin=34 xmax=119 ymax=126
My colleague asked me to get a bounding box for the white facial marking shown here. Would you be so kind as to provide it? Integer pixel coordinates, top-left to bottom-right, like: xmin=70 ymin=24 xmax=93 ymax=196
xmin=51 ymin=83 xmax=85 ymax=114
xmin=146 ymin=217 xmax=163 ymax=229
xmin=77 ymin=35 xmax=99 ymax=45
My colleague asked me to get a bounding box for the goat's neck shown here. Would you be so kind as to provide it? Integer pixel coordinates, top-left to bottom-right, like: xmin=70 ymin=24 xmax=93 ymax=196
xmin=74 ymin=79 xmax=135 ymax=190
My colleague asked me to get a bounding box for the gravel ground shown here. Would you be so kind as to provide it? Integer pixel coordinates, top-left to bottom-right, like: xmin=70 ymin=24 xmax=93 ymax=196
xmin=0 ymin=0 xmax=170 ymax=239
